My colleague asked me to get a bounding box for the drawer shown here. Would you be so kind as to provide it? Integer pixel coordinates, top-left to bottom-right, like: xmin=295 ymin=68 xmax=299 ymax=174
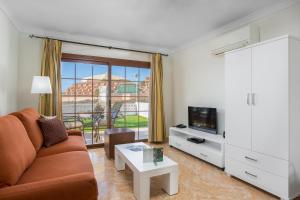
xmin=225 ymin=144 xmax=288 ymax=178
xmin=170 ymin=136 xmax=224 ymax=168
xmin=170 ymin=136 xmax=197 ymax=155
xmin=196 ymin=149 xmax=224 ymax=168
xmin=169 ymin=136 xmax=187 ymax=150
xmin=226 ymin=159 xmax=289 ymax=199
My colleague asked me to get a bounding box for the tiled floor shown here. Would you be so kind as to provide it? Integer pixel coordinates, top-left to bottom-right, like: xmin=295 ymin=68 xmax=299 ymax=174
xmin=88 ymin=143 xmax=294 ymax=200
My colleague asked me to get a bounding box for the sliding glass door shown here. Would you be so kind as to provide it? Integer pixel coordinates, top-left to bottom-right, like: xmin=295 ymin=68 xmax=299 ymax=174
xmin=61 ymin=54 xmax=150 ymax=146
xmin=110 ymin=66 xmax=150 ymax=140
xmin=61 ymin=62 xmax=109 ymax=145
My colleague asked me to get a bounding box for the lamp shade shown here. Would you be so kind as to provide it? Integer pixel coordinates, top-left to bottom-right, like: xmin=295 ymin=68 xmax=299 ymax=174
xmin=31 ymin=76 xmax=52 ymax=94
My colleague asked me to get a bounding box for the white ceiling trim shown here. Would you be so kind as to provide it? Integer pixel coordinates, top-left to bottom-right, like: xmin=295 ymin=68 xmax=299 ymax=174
xmin=171 ymin=0 xmax=300 ymax=54
xmin=0 ymin=2 xmax=19 ymax=31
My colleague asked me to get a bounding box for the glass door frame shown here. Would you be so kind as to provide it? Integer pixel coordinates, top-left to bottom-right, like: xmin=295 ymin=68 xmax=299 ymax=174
xmin=61 ymin=53 xmax=151 ymax=148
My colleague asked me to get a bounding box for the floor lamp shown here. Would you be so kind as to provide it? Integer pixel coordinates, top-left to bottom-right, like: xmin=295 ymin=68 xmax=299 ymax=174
xmin=31 ymin=76 xmax=52 ymax=114
xmin=31 ymin=76 xmax=52 ymax=94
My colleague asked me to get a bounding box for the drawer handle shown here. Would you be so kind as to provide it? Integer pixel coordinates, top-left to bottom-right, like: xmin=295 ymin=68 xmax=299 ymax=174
xmin=244 ymin=156 xmax=258 ymax=162
xmin=244 ymin=171 xmax=257 ymax=178
xmin=200 ymin=153 xmax=208 ymax=157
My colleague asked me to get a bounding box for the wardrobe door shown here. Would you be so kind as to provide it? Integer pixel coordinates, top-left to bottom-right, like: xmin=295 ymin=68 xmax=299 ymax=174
xmin=252 ymin=39 xmax=289 ymax=160
xmin=225 ymin=48 xmax=252 ymax=150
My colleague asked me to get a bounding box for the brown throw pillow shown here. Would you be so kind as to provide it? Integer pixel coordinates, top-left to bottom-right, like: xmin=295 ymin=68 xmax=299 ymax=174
xmin=37 ymin=117 xmax=68 ymax=147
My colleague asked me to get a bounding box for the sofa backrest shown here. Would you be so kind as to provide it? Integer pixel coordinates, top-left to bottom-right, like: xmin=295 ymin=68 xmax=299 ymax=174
xmin=11 ymin=108 xmax=44 ymax=151
xmin=0 ymin=115 xmax=36 ymax=187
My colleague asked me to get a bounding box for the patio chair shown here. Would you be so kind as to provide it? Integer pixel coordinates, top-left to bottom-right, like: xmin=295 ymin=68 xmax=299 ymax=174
xmin=63 ymin=115 xmax=86 ymax=143
xmin=111 ymin=102 xmax=124 ymax=126
xmin=72 ymin=113 xmax=105 ymax=144
xmin=92 ymin=112 xmax=105 ymax=143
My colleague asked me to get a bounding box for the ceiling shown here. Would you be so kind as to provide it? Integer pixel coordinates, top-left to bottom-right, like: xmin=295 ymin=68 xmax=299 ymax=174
xmin=0 ymin=0 xmax=290 ymax=49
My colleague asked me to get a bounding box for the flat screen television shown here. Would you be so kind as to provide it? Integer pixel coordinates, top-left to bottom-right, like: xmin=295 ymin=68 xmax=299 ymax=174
xmin=188 ymin=106 xmax=217 ymax=134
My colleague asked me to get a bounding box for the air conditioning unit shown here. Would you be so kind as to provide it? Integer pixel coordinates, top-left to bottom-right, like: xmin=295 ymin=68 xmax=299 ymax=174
xmin=211 ymin=25 xmax=260 ymax=55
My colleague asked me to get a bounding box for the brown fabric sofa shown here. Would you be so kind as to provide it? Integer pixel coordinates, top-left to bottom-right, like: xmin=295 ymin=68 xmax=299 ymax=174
xmin=0 ymin=108 xmax=98 ymax=200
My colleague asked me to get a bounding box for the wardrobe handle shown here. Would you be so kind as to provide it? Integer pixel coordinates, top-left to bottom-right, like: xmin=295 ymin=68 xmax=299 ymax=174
xmin=244 ymin=156 xmax=258 ymax=162
xmin=245 ymin=171 xmax=257 ymax=178
xmin=247 ymin=93 xmax=250 ymax=105
xmin=251 ymin=93 xmax=255 ymax=105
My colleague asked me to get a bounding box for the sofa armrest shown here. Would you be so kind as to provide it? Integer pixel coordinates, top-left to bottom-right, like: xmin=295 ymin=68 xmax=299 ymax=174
xmin=66 ymin=129 xmax=82 ymax=136
xmin=0 ymin=173 xmax=98 ymax=200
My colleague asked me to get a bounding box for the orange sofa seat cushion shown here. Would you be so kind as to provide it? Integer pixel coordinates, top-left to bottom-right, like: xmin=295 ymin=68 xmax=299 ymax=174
xmin=0 ymin=115 xmax=36 ymax=186
xmin=37 ymin=135 xmax=87 ymax=157
xmin=0 ymin=173 xmax=98 ymax=200
xmin=11 ymin=108 xmax=44 ymax=151
xmin=18 ymin=151 xmax=94 ymax=184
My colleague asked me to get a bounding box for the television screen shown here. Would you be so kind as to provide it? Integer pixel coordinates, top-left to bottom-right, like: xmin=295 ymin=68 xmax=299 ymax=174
xmin=188 ymin=107 xmax=217 ymax=134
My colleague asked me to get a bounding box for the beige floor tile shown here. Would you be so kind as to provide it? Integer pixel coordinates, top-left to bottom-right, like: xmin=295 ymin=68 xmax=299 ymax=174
xmin=89 ymin=143 xmax=298 ymax=200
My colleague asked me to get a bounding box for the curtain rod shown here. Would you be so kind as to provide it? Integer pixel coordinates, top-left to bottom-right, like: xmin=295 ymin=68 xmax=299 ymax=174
xmin=29 ymin=34 xmax=168 ymax=56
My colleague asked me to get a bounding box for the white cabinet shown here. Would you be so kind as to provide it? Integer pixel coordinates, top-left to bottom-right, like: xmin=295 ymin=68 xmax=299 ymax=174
xmin=251 ymin=39 xmax=289 ymax=160
xmin=225 ymin=48 xmax=252 ymax=150
xmin=225 ymin=36 xmax=300 ymax=200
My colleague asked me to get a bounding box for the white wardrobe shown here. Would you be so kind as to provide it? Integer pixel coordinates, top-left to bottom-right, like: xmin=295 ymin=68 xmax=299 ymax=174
xmin=225 ymin=36 xmax=300 ymax=200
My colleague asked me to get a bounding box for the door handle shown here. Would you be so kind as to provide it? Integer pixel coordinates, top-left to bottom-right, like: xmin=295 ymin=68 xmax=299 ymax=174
xmin=247 ymin=93 xmax=250 ymax=105
xmin=251 ymin=93 xmax=255 ymax=105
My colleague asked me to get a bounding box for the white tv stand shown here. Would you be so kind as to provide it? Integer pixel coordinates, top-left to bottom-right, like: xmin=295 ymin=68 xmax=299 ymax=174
xmin=169 ymin=127 xmax=225 ymax=168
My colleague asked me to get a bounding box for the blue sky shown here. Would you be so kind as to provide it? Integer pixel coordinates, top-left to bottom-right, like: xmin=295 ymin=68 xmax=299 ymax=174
xmin=61 ymin=62 xmax=150 ymax=92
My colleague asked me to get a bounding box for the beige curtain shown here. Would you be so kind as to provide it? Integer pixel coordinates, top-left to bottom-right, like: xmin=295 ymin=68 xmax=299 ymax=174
xmin=149 ymin=53 xmax=166 ymax=143
xmin=39 ymin=39 xmax=62 ymax=119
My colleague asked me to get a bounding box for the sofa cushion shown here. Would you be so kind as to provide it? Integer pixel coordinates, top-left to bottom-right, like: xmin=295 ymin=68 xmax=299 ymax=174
xmin=17 ymin=151 xmax=93 ymax=184
xmin=11 ymin=108 xmax=44 ymax=151
xmin=37 ymin=117 xmax=68 ymax=147
xmin=0 ymin=115 xmax=36 ymax=186
xmin=37 ymin=135 xmax=87 ymax=157
xmin=66 ymin=129 xmax=83 ymax=136
xmin=0 ymin=173 xmax=98 ymax=200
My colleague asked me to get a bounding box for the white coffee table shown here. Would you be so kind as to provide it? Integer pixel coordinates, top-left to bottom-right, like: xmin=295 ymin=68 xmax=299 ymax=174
xmin=115 ymin=142 xmax=178 ymax=200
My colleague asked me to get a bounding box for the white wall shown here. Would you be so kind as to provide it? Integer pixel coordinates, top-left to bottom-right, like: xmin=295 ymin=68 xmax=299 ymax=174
xmin=0 ymin=8 xmax=19 ymax=115
xmin=171 ymin=3 xmax=300 ymax=134
xmin=17 ymin=33 xmax=43 ymax=110
xmin=62 ymin=43 xmax=151 ymax=62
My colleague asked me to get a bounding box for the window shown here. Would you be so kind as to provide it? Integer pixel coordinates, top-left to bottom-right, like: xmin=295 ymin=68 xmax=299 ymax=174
xmin=61 ymin=54 xmax=150 ymax=146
